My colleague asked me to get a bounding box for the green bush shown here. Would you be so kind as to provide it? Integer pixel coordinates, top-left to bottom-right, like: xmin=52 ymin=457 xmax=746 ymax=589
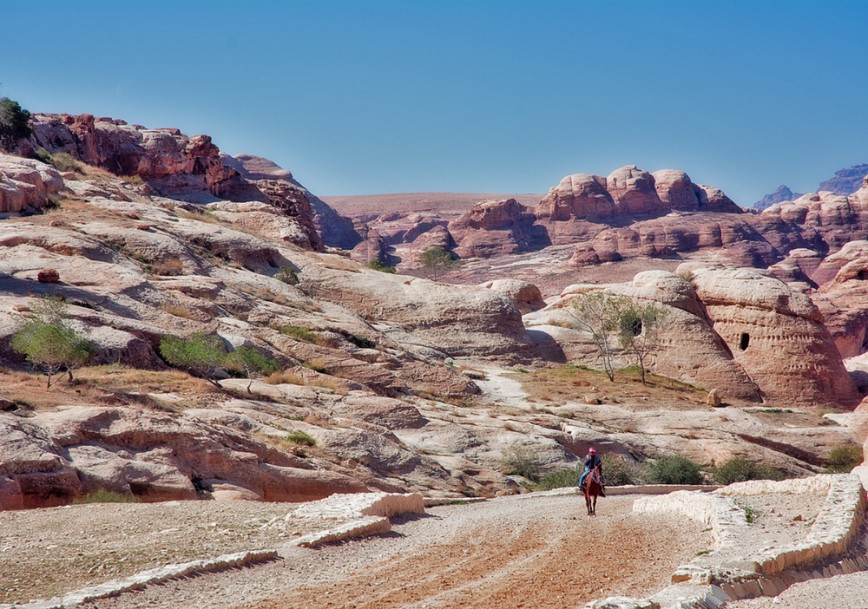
xmin=159 ymin=333 xmax=228 ymax=385
xmin=601 ymin=453 xmax=646 ymax=486
xmin=647 ymin=455 xmax=702 ymax=485
xmin=286 ymin=431 xmax=317 ymax=446
xmin=713 ymin=458 xmax=787 ymax=484
xmin=49 ymin=152 xmax=85 ymax=174
xmin=826 ymin=444 xmax=863 ymax=473
xmin=224 ymin=346 xmax=279 ymax=392
xmin=0 ymin=97 xmax=31 ymax=151
xmin=73 ymin=489 xmax=140 ymax=504
xmin=501 ymin=443 xmax=542 ymax=483
xmin=367 ymin=260 xmax=396 ymax=273
xmin=536 ymin=466 xmax=582 ymax=491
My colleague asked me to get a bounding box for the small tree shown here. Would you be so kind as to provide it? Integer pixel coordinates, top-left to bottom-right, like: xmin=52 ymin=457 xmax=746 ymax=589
xmin=0 ymin=97 xmax=32 ymax=151
xmin=566 ymin=292 xmax=630 ymax=382
xmin=159 ymin=333 xmax=228 ymax=386
xmin=616 ymin=301 xmax=669 ymax=385
xmin=11 ymin=297 xmax=94 ymax=387
xmin=417 ymin=246 xmax=456 ymax=281
xmin=224 ymin=346 xmax=279 ymax=393
xmin=648 ymin=455 xmax=703 ymax=484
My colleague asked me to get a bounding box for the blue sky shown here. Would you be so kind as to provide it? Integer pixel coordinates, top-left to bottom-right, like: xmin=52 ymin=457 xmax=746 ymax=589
xmin=4 ymin=1 xmax=867 ymax=203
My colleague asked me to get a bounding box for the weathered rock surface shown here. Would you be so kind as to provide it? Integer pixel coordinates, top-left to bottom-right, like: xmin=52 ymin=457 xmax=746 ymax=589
xmin=813 ymin=240 xmax=868 ymax=358
xmin=298 ymin=262 xmax=535 ymax=360
xmin=31 ymin=116 xmax=324 ymax=251
xmin=0 ymin=406 xmax=368 ymax=506
xmin=0 ymin=154 xmax=63 ymax=213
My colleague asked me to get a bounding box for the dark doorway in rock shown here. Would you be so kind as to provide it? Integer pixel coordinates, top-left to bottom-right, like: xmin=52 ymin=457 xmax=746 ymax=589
xmin=739 ymin=333 xmax=750 ymax=351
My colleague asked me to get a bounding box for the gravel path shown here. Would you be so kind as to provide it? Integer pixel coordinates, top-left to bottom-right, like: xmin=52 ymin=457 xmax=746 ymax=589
xmin=727 ymin=491 xmax=825 ymax=557
xmin=79 ymin=494 xmax=711 ymax=609
xmin=0 ymin=501 xmax=327 ymax=604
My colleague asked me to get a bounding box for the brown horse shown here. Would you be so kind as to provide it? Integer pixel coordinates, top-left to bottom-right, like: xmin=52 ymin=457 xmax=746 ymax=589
xmin=582 ymin=464 xmax=602 ymax=516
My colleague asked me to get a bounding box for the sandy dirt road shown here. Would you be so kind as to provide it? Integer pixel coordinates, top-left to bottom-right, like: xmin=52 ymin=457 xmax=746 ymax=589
xmin=82 ymin=494 xmax=710 ymax=609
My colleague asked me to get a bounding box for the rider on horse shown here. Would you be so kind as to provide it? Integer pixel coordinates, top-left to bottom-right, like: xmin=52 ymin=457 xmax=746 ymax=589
xmin=579 ymin=447 xmax=606 ymax=497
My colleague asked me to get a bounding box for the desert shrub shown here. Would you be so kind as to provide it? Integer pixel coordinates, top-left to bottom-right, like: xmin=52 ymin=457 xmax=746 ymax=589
xmin=159 ymin=333 xmax=228 ymax=386
xmin=48 ymin=152 xmax=85 ymax=174
xmin=152 ymin=258 xmax=184 ymax=276
xmin=537 ymin=466 xmax=582 ymax=491
xmin=73 ymin=489 xmax=139 ymax=504
xmin=11 ymin=296 xmax=95 ymax=387
xmin=224 ymin=346 xmax=279 ymax=392
xmin=275 ymin=265 xmax=299 ymax=285
xmin=367 ymin=260 xmax=396 ymax=273
xmin=337 ymin=329 xmax=376 ymax=349
xmin=286 ymin=431 xmax=317 ymax=446
xmin=825 ymin=444 xmax=863 ymax=473
xmin=0 ymin=97 xmax=31 ymax=151
xmin=501 ymin=443 xmax=542 ymax=483
xmin=264 ymin=370 xmax=306 ymax=386
xmin=712 ymin=458 xmax=787 ymax=484
xmin=417 ymin=246 xmax=456 ymax=280
xmin=278 ymin=324 xmax=318 ymax=343
xmin=601 ymin=453 xmax=646 ymax=486
xmin=647 ymin=455 xmax=702 ymax=485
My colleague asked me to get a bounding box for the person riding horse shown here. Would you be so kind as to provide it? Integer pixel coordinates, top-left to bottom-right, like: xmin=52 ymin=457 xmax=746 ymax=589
xmin=579 ymin=447 xmax=606 ymax=497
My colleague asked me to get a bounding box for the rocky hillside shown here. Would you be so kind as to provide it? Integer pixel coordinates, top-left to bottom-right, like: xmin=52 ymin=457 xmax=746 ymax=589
xmin=0 ymin=113 xmax=865 ymax=512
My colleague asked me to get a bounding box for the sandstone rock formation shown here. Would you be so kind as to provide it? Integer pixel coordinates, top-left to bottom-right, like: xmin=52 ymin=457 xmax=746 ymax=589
xmin=686 ymin=265 xmax=860 ymax=407
xmin=813 ymin=240 xmax=868 ymax=358
xmin=297 ymin=262 xmax=536 ymax=360
xmin=525 ymin=271 xmax=763 ymax=402
xmin=0 ymin=406 xmax=369 ymax=508
xmin=30 ymin=116 xmax=325 ymax=251
xmin=448 ymin=198 xmax=541 ymax=258
xmin=525 ymin=266 xmax=862 ymax=408
xmin=0 ymin=154 xmax=63 ymax=213
xmin=32 ymin=114 xmax=236 ymax=196
xmin=480 ymin=279 xmax=545 ymax=314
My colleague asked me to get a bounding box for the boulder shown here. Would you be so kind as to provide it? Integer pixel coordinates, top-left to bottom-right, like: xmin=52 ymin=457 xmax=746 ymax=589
xmin=480 ymin=279 xmax=546 ymax=314
xmin=0 ymin=154 xmax=63 ymax=213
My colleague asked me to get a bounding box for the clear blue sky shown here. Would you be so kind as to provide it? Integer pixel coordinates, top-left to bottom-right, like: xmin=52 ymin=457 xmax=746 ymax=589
xmin=4 ymin=1 xmax=867 ymax=204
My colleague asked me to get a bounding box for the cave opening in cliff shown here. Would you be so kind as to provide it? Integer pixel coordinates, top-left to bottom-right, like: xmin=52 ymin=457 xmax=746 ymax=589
xmin=739 ymin=333 xmax=750 ymax=350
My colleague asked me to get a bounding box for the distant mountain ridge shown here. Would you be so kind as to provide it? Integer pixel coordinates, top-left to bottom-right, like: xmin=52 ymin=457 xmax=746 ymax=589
xmin=754 ymin=163 xmax=868 ymax=209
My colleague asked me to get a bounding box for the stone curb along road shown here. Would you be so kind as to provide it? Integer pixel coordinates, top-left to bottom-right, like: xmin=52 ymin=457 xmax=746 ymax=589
xmin=0 ymin=492 xmax=425 ymax=609
xmin=587 ymin=474 xmax=868 ymax=609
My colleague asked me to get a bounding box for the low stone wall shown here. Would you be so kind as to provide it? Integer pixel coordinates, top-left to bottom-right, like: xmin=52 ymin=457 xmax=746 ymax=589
xmin=1 ymin=550 xmax=277 ymax=609
xmin=588 ymin=474 xmax=868 ymax=609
